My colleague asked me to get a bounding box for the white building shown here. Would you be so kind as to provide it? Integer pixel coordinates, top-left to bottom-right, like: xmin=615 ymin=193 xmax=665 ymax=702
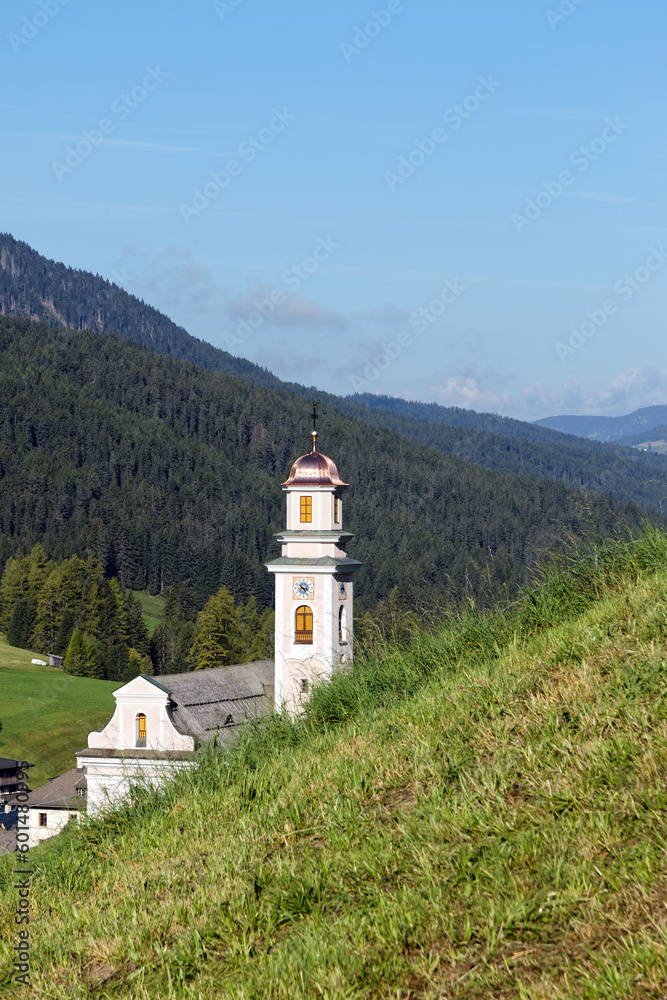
xmin=77 ymin=661 xmax=274 ymax=815
xmin=266 ymin=423 xmax=361 ymax=713
xmin=22 ymin=768 xmax=87 ymax=848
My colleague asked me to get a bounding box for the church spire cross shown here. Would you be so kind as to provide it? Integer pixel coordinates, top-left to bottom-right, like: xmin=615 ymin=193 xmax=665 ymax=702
xmin=311 ymin=400 xmax=319 ymax=452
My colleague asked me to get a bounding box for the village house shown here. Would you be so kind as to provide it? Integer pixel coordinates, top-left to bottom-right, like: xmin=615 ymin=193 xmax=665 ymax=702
xmin=24 ymin=768 xmax=87 ymax=848
xmin=0 ymin=758 xmax=33 ymax=855
xmin=0 ymin=757 xmax=34 ymax=811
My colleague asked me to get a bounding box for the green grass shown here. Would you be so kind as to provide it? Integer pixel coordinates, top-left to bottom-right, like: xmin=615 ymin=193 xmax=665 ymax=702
xmin=0 ymin=634 xmax=49 ymax=673
xmin=3 ymin=528 xmax=667 ymax=998
xmin=132 ymin=590 xmax=166 ymax=637
xmin=0 ymin=635 xmax=117 ymax=787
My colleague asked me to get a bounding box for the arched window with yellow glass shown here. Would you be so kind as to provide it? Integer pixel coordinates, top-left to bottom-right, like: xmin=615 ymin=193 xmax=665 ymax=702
xmin=136 ymin=713 xmax=147 ymax=747
xmin=295 ymin=605 xmax=313 ymax=644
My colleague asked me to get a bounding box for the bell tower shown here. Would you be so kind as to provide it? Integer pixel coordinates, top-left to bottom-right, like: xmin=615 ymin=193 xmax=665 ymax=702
xmin=266 ymin=405 xmax=361 ymax=713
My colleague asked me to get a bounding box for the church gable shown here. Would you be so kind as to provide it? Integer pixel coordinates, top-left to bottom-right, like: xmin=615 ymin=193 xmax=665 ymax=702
xmin=88 ymin=674 xmax=195 ymax=753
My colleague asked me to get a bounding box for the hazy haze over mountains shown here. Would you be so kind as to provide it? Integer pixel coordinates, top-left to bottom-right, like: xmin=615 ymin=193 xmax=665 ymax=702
xmin=536 ymin=406 xmax=667 ymax=443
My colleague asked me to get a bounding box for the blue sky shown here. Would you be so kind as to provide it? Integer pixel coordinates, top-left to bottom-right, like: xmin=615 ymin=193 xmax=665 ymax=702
xmin=2 ymin=0 xmax=666 ymax=419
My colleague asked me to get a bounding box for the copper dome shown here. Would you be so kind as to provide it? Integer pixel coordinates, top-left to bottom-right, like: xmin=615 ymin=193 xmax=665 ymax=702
xmin=283 ymin=448 xmax=348 ymax=487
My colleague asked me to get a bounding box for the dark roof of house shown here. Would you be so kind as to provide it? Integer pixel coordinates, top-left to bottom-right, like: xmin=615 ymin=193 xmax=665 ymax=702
xmin=0 ymin=758 xmax=34 ymax=769
xmin=24 ymin=768 xmax=87 ymax=812
xmin=158 ymin=660 xmax=275 ymax=743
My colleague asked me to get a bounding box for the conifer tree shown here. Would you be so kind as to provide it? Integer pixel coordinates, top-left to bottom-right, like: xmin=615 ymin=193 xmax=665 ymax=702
xmin=6 ymin=599 xmax=36 ymax=649
xmin=81 ymin=634 xmax=104 ymax=679
xmin=189 ymin=586 xmax=243 ymax=671
xmin=63 ymin=628 xmax=87 ymax=676
xmin=54 ymin=608 xmax=76 ymax=657
xmin=122 ymin=647 xmax=154 ymax=683
xmin=30 ymin=566 xmax=64 ymax=652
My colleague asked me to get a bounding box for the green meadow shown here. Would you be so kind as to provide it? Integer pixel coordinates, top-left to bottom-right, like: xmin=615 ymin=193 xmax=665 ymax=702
xmin=0 ymin=635 xmax=117 ymax=787
xmin=2 ymin=528 xmax=667 ymax=997
xmin=131 ymin=590 xmax=166 ymax=638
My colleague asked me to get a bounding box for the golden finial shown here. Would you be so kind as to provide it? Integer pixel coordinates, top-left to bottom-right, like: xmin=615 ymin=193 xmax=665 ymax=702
xmin=311 ymin=401 xmax=319 ymax=452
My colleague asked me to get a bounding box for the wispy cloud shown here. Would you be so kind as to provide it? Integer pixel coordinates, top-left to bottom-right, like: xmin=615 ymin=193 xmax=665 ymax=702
xmin=0 ymin=130 xmax=202 ymax=152
xmin=523 ymin=367 xmax=667 ymax=418
xmin=227 ymin=281 xmax=348 ymax=331
xmin=563 ymin=191 xmax=647 ymax=204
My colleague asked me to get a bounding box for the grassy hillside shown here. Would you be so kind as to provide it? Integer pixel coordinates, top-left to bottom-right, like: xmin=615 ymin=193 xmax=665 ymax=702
xmin=131 ymin=590 xmax=165 ymax=638
xmin=0 ymin=636 xmax=117 ymax=787
xmin=3 ymin=528 xmax=667 ymax=997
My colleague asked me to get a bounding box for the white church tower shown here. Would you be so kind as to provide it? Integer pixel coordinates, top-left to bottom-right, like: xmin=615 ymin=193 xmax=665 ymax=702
xmin=266 ymin=406 xmax=361 ymax=713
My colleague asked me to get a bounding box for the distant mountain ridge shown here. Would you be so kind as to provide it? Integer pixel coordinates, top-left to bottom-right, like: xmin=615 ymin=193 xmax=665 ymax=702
xmin=3 ymin=233 xmax=667 ymax=515
xmin=536 ymin=406 xmax=667 ymax=442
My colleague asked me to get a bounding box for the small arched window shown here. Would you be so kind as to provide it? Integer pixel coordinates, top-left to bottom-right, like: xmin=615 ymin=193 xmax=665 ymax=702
xmin=339 ymin=605 xmax=348 ymax=646
xmin=295 ymin=606 xmax=313 ymax=644
xmin=136 ymin=713 xmax=147 ymax=747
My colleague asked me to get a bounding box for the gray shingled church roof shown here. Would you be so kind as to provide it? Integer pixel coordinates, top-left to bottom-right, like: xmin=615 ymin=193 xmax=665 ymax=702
xmin=158 ymin=660 xmax=275 ymax=744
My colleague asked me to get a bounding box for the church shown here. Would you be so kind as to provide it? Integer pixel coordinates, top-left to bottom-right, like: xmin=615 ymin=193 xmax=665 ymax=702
xmin=77 ymin=417 xmax=361 ymax=816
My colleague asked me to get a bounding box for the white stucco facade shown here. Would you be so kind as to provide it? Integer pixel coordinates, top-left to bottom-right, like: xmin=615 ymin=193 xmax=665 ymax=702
xmin=81 ymin=674 xmax=196 ymax=816
xmin=28 ymin=806 xmax=80 ymax=848
xmin=76 ymin=752 xmax=195 ymax=817
xmin=87 ymin=674 xmax=195 ymax=753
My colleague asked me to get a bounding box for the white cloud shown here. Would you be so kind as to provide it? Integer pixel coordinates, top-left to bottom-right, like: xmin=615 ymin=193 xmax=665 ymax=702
xmin=522 ymin=367 xmax=667 ymax=419
xmin=427 ymin=373 xmax=511 ymax=413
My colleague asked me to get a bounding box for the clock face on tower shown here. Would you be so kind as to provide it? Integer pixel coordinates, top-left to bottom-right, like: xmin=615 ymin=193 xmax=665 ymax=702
xmin=293 ymin=577 xmax=315 ymax=600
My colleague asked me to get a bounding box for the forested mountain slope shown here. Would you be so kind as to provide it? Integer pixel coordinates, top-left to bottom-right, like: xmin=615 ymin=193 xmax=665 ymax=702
xmin=341 ymin=395 xmax=667 ymax=511
xmin=3 ymin=234 xmax=667 ymax=513
xmin=0 ymin=318 xmax=652 ymax=614
xmin=535 ymin=404 xmax=667 ymax=441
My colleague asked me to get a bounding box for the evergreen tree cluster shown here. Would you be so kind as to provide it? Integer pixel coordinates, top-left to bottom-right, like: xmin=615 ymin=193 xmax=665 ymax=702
xmin=0 ymin=545 xmax=274 ymax=680
xmin=150 ymin=583 xmax=273 ymax=675
xmin=0 ymin=543 xmax=149 ymax=680
xmin=0 ymin=317 xmax=659 ymax=622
